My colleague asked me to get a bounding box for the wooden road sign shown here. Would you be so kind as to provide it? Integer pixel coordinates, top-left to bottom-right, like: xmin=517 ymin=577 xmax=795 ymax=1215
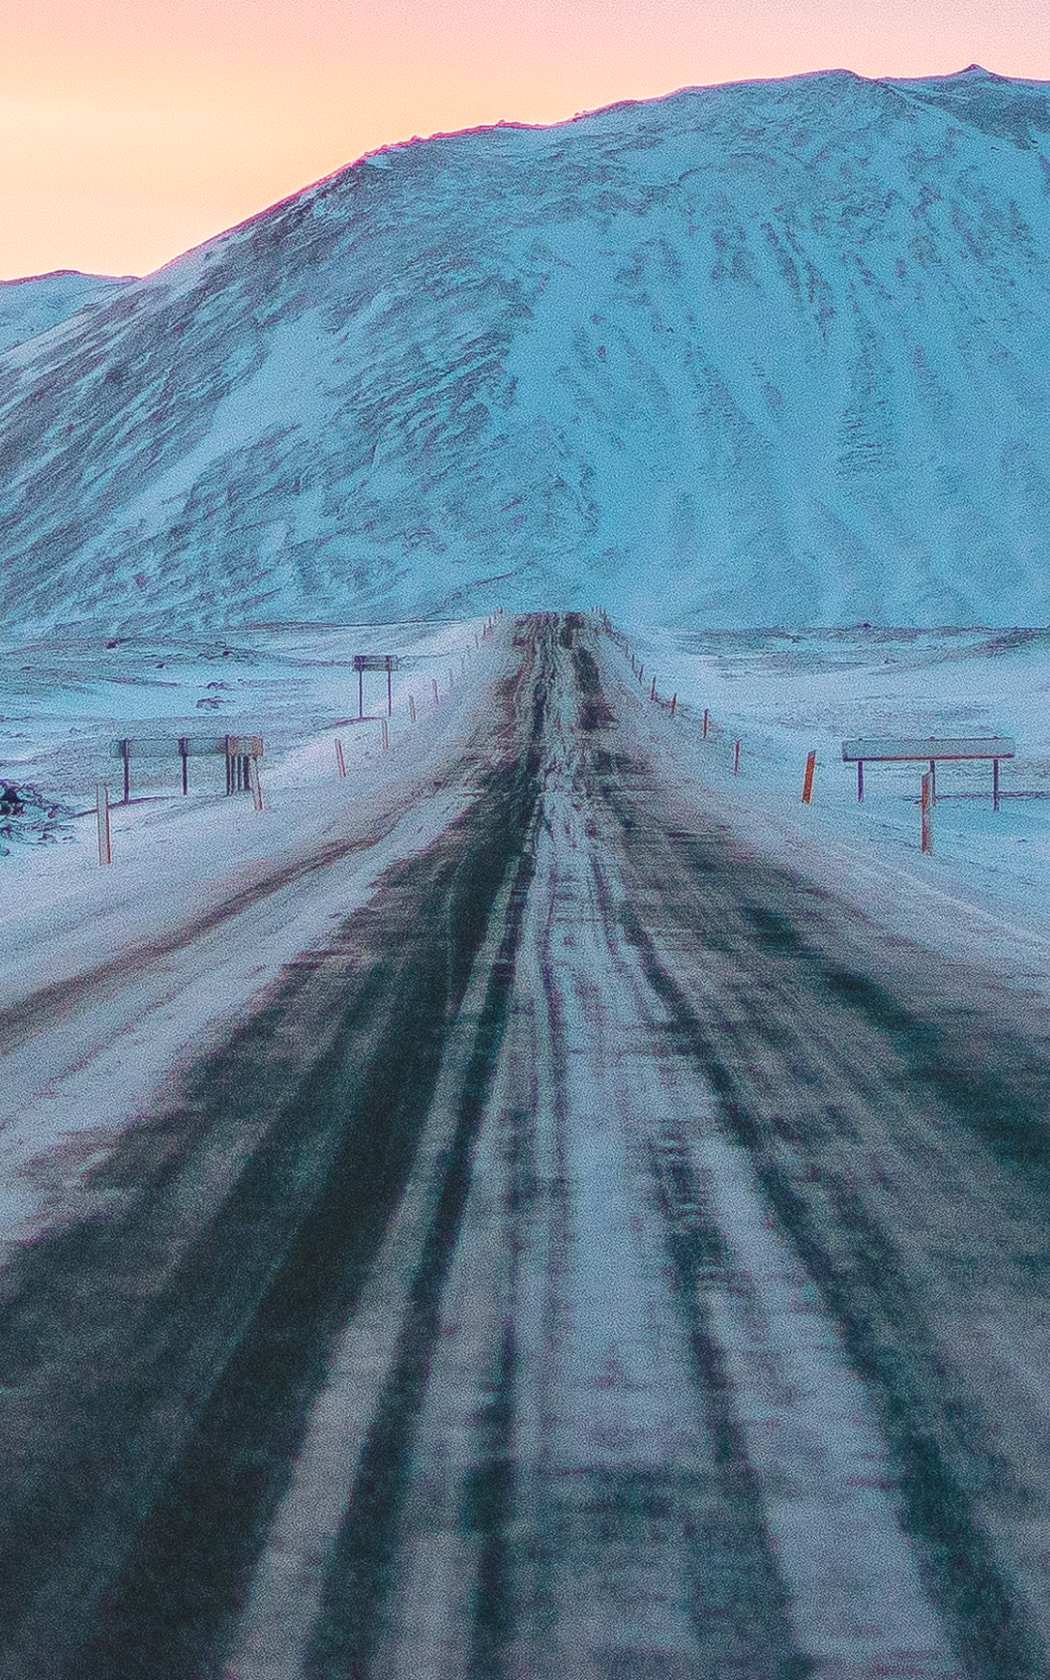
xmin=841 ymin=736 xmax=1015 ymax=763
xmin=842 ymin=736 xmax=1015 ymax=806
xmin=111 ymin=734 xmax=264 ymax=801
xmin=352 ymin=654 xmax=399 ymax=718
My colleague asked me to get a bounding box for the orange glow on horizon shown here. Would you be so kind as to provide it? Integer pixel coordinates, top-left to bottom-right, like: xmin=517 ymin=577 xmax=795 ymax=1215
xmin=3 ymin=0 xmax=1050 ymax=280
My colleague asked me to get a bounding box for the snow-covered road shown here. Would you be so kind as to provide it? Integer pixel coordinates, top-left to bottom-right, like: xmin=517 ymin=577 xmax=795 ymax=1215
xmin=1 ymin=614 xmax=1048 ymax=1679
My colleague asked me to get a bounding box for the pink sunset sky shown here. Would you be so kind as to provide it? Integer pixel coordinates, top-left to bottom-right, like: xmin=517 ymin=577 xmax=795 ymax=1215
xmin=3 ymin=0 xmax=1050 ymax=281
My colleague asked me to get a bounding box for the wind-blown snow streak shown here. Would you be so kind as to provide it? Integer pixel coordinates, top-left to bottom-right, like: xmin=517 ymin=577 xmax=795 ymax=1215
xmin=3 ymin=65 xmax=1050 ymax=631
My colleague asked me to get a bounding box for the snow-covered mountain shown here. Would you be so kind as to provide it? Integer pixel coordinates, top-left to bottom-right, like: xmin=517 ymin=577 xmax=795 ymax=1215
xmin=0 ymin=270 xmax=134 ymax=358
xmin=4 ymin=66 xmax=1050 ymax=632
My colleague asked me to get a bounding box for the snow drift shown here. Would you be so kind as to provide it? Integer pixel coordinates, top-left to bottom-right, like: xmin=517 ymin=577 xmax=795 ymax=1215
xmin=4 ymin=65 xmax=1050 ymax=631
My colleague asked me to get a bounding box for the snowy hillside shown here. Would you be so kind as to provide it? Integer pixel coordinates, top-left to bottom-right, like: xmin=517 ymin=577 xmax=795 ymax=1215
xmin=0 ymin=270 xmax=134 ymax=357
xmin=4 ymin=66 xmax=1050 ymax=632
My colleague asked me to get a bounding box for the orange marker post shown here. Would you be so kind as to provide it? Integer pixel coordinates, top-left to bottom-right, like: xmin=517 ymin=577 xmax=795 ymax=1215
xmin=96 ymin=781 xmax=112 ymax=866
xmin=920 ymin=771 xmax=934 ymax=853
xmin=801 ymin=750 xmax=816 ymax=804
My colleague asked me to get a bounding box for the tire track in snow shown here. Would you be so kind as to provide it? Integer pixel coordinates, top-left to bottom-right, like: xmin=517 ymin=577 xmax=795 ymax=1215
xmin=598 ymin=787 xmax=1043 ymax=1676
xmin=0 ymin=628 xmax=549 ymax=1680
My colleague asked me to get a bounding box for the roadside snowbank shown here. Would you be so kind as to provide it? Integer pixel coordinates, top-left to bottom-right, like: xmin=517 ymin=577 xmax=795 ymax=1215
xmin=609 ymin=621 xmax=1050 ymax=991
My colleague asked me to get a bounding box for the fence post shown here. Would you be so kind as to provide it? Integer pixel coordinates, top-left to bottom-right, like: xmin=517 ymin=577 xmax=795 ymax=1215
xmin=650 ymin=676 xmax=657 ymax=702
xmin=179 ymin=738 xmax=189 ymax=794
xmin=802 ymin=750 xmax=816 ymax=804
xmin=670 ymin=693 xmax=677 ymax=717
xmin=702 ymin=708 xmax=709 ymax=739
xmin=921 ymin=771 xmax=934 ymax=853
xmin=119 ymin=739 xmax=131 ymax=805
xmin=638 ymin=664 xmax=644 ymax=686
xmin=993 ymin=757 xmax=1000 ymax=812
xmin=249 ymin=758 xmax=264 ymax=812
xmin=381 ymin=718 xmax=390 ymax=752
xmin=96 ymin=781 xmax=112 ymax=866
xmin=335 ymin=738 xmax=347 ymax=778
xmin=733 ymin=739 xmax=741 ymax=775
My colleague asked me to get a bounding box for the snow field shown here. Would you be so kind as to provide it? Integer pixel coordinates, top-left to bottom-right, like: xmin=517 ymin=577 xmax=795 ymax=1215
xmin=606 ymin=620 xmax=1050 ymax=992
xmin=0 ymin=614 xmax=505 ymax=1251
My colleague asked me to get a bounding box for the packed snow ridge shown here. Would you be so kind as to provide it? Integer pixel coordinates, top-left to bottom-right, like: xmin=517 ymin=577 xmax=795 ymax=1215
xmin=3 ymin=66 xmax=1050 ymax=632
xmin=0 ymin=270 xmax=135 ymax=357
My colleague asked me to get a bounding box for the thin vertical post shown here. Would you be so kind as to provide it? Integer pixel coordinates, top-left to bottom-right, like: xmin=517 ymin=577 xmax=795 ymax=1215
xmin=993 ymin=757 xmax=1001 ymax=812
xmin=638 ymin=664 xmax=644 ymax=686
xmin=387 ymin=660 xmax=393 ymax=717
xmin=358 ymin=667 xmax=364 ymax=720
xmin=96 ymin=781 xmax=112 ymax=866
xmin=650 ymin=676 xmax=657 ymax=702
xmin=802 ymin=750 xmax=816 ymax=804
xmin=929 ymin=758 xmax=937 ymax=804
xmin=381 ymin=718 xmax=390 ymax=752
xmin=702 ymin=708 xmax=709 ymax=739
xmin=432 ymin=677 xmax=439 ymax=707
xmin=670 ymin=693 xmax=677 ymax=716
xmin=249 ymin=758 xmax=264 ymax=813
xmin=733 ymin=739 xmax=741 ymax=775
xmin=225 ymin=737 xmax=233 ymax=795
xmin=179 ymin=738 xmax=188 ymax=795
xmin=335 ymin=738 xmax=347 ymax=778
xmin=857 ymin=760 xmax=864 ymax=802
xmin=921 ymin=771 xmax=933 ymax=853
xmin=120 ymin=739 xmax=130 ymax=805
